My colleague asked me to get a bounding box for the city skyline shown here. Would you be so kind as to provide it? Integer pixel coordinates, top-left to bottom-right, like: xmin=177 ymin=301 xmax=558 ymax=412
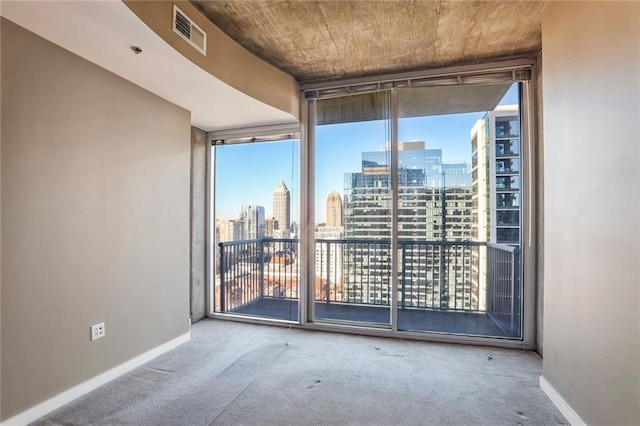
xmin=214 ymin=84 xmax=519 ymax=224
xmin=214 ymin=97 xmax=522 ymax=316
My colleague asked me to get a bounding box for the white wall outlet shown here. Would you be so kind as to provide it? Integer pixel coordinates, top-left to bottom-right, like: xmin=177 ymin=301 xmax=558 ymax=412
xmin=91 ymin=322 xmax=105 ymax=341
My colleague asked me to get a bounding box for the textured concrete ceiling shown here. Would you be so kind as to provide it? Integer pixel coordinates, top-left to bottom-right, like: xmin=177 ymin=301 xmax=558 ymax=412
xmin=191 ymin=0 xmax=545 ymax=83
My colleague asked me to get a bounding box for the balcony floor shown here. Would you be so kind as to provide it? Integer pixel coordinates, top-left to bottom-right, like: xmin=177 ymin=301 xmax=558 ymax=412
xmin=230 ymin=297 xmax=511 ymax=337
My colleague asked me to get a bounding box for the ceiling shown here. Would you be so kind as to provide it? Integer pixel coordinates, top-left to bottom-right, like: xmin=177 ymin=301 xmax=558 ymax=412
xmin=2 ymin=1 xmax=544 ymax=132
xmin=1 ymin=1 xmax=297 ymax=131
xmin=191 ymin=0 xmax=546 ymax=83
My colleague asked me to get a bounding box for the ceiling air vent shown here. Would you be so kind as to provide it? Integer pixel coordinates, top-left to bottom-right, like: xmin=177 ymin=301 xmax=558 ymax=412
xmin=173 ymin=5 xmax=206 ymax=55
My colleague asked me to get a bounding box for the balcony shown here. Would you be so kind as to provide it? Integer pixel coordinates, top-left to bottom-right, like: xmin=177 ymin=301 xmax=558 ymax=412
xmin=217 ymin=239 xmax=521 ymax=339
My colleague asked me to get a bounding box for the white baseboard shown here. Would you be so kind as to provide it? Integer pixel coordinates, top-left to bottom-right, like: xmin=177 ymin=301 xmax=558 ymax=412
xmin=539 ymin=375 xmax=587 ymax=426
xmin=2 ymin=331 xmax=191 ymax=426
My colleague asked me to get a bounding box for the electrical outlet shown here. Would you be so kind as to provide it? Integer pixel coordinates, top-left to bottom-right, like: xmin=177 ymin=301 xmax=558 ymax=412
xmin=91 ymin=322 xmax=105 ymax=341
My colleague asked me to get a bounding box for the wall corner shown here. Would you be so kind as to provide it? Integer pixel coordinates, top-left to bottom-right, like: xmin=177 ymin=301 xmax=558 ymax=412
xmin=190 ymin=126 xmax=207 ymax=323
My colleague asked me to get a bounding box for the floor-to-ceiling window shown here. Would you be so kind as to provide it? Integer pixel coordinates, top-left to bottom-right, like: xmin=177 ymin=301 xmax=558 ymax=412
xmin=313 ymin=91 xmax=393 ymax=326
xmin=211 ymin=132 xmax=300 ymax=322
xmin=304 ymin=62 xmax=532 ymax=341
xmin=210 ymin=60 xmax=534 ymax=345
xmin=394 ymin=83 xmax=523 ymax=337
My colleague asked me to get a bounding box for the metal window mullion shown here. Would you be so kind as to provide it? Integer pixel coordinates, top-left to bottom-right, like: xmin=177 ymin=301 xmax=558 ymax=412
xmin=300 ymin=97 xmax=315 ymax=325
xmin=520 ymin=79 xmax=536 ymax=345
xmin=206 ymin=140 xmax=214 ymax=317
xmin=390 ymin=88 xmax=399 ymax=331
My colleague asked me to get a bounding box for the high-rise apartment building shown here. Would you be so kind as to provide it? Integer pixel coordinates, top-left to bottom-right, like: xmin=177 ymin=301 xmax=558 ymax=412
xmin=273 ymin=179 xmax=291 ymax=231
xmin=345 ymin=142 xmax=472 ymax=240
xmin=217 ymin=219 xmax=243 ymax=242
xmin=343 ymin=141 xmax=473 ymax=308
xmin=325 ymin=191 xmax=343 ymax=227
xmin=470 ymin=105 xmax=521 ymax=246
xmin=314 ymin=193 xmax=345 ymax=300
xmin=265 ymin=217 xmax=276 ymax=237
xmin=273 ymin=228 xmax=291 ymax=239
xmin=470 ymin=105 xmax=521 ymax=310
xmin=240 ymin=204 xmax=265 ymax=239
xmin=315 ymin=225 xmax=344 ymax=300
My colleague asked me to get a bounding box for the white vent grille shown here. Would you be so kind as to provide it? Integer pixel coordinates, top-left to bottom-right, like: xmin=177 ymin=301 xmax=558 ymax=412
xmin=173 ymin=5 xmax=206 ymax=55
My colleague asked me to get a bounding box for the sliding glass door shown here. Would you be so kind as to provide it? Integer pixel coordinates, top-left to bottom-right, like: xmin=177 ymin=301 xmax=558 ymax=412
xmin=308 ymin=74 xmax=528 ymax=339
xmin=395 ymin=83 xmax=523 ymax=337
xmin=208 ymin=62 xmax=533 ymax=343
xmin=212 ymin=137 xmax=300 ymax=322
xmin=313 ymin=91 xmax=393 ymax=326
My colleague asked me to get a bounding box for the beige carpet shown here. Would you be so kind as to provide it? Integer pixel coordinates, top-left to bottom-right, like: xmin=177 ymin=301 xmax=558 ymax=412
xmin=33 ymin=320 xmax=567 ymax=425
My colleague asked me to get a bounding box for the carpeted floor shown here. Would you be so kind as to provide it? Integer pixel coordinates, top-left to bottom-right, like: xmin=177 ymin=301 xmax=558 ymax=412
xmin=32 ymin=320 xmax=567 ymax=425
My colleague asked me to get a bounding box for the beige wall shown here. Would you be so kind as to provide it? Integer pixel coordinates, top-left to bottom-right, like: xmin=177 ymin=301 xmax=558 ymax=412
xmin=541 ymin=2 xmax=639 ymax=425
xmin=1 ymin=19 xmax=191 ymax=419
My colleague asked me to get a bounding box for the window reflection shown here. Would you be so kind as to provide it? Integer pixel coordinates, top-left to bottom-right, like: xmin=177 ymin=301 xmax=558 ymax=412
xmin=497 ymin=193 xmax=520 ymax=208
xmin=496 ymin=176 xmax=520 ymax=190
xmin=495 ymin=117 xmax=519 ymax=138
xmin=496 ymin=159 xmax=519 ymax=173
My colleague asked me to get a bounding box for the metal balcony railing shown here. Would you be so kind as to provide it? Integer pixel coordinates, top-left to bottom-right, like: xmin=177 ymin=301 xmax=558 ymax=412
xmin=316 ymin=239 xmax=483 ymax=311
xmin=217 ymin=238 xmax=299 ymax=313
xmin=216 ymin=238 xmax=521 ymax=336
xmin=486 ymin=242 xmax=521 ymax=336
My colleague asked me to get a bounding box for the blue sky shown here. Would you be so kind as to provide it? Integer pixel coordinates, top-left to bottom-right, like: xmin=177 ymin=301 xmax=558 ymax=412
xmin=215 ymin=140 xmax=300 ymax=220
xmin=215 ymin=84 xmax=519 ymax=223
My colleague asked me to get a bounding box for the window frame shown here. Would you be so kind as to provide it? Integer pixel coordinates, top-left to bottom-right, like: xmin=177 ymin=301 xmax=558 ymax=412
xmin=204 ymin=58 xmax=538 ymax=349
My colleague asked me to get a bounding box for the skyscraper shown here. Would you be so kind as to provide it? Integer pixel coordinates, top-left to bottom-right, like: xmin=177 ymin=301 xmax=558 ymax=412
xmin=265 ymin=217 xmax=276 ymax=237
xmin=345 ymin=142 xmax=472 ymax=241
xmin=343 ymin=141 xmax=474 ymax=308
xmin=273 ymin=179 xmax=291 ymax=231
xmin=470 ymin=105 xmax=521 ymax=311
xmin=325 ymin=191 xmax=343 ymax=227
xmin=316 ymin=193 xmax=344 ymax=301
xmin=240 ymin=204 xmax=265 ymax=239
xmin=217 ymin=219 xmax=243 ymax=242
xmin=470 ymin=105 xmax=521 ymax=245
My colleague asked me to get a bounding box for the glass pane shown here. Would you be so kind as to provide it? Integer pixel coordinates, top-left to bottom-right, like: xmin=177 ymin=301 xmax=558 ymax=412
xmin=214 ymin=139 xmax=300 ymax=321
xmin=397 ymin=82 xmax=523 ymax=338
xmin=496 ymin=176 xmax=520 ymax=190
xmin=314 ymin=91 xmax=392 ymax=325
xmin=495 ymin=116 xmax=519 ymax=138
xmin=497 ymin=193 xmax=520 ymax=208
xmin=496 ymin=158 xmax=520 ymax=173
xmin=496 ymin=139 xmax=520 ymax=156
xmin=497 ymin=228 xmax=520 ymax=244
xmin=497 ymin=210 xmax=519 ymax=226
